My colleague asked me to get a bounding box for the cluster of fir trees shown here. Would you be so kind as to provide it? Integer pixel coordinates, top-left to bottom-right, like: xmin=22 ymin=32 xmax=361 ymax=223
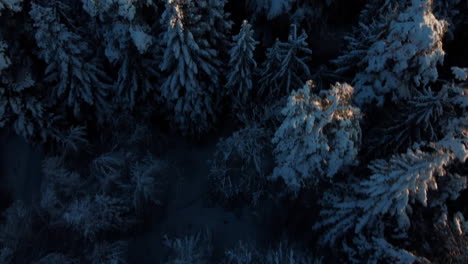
xmin=1 ymin=0 xmax=316 ymax=137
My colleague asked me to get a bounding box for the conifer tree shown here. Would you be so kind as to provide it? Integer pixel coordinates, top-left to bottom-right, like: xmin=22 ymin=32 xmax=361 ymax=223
xmin=160 ymin=0 xmax=221 ymax=134
xmin=30 ymin=2 xmax=111 ymax=121
xmin=272 ymin=81 xmax=361 ymax=192
xmin=335 ymin=0 xmax=447 ymax=106
xmin=259 ymin=24 xmax=312 ymax=98
xmin=314 ymin=138 xmax=467 ymax=245
xmin=226 ymin=20 xmax=258 ymax=108
xmin=200 ymin=0 xmax=233 ymax=50
xmin=82 ymin=0 xmax=160 ymax=110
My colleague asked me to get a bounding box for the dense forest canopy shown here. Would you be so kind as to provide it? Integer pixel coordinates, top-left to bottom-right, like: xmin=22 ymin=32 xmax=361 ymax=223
xmin=0 ymin=0 xmax=467 ymax=263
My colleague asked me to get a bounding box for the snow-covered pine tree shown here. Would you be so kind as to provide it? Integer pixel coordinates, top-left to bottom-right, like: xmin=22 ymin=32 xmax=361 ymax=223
xmin=160 ymin=0 xmax=221 ymax=134
xmin=314 ymin=137 xmax=467 ymax=245
xmin=226 ymin=20 xmax=258 ymax=108
xmin=336 ymin=0 xmax=447 ymax=106
xmin=30 ymin=2 xmax=111 ymax=122
xmin=82 ymin=0 xmax=160 ymax=110
xmin=271 ymin=81 xmax=361 ymax=192
xmin=259 ymin=24 xmax=312 ymax=98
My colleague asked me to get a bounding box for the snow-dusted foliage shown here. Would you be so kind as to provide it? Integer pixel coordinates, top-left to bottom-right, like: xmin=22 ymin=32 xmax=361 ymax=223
xmin=247 ymin=0 xmax=336 ymax=23
xmin=333 ymin=18 xmax=389 ymax=75
xmin=433 ymin=212 xmax=468 ymax=263
xmin=222 ymin=241 xmax=323 ymax=264
xmin=314 ymin=139 xmax=467 ymax=245
xmin=0 ymin=0 xmax=22 ymax=13
xmin=30 ymin=2 xmax=111 ymax=120
xmin=107 ymin=24 xmax=159 ymax=110
xmin=81 ymin=0 xmax=160 ymax=110
xmin=1 ymin=3 xmax=48 ymax=141
xmin=342 ymin=235 xmax=425 ymax=264
xmin=1 ymin=1 xmax=467 ymax=263
xmin=338 ymin=0 xmax=447 ymax=105
xmin=115 ymin=50 xmax=159 ymax=109
xmin=357 ymin=0 xmax=395 ymax=24
xmin=40 ymin=157 xmax=82 ymax=215
xmin=82 ymin=0 xmax=155 ymax=21
xmin=259 ymin=24 xmax=312 ymax=97
xmin=210 ymin=127 xmax=272 ymax=204
xmin=429 ymin=173 xmax=467 ymax=210
xmin=271 ymin=82 xmax=361 ymax=192
xmin=163 ymin=232 xmax=212 ymax=264
xmin=202 ymin=0 xmax=233 ymax=50
xmin=91 ymin=152 xmax=126 ymax=190
xmin=160 ymin=0 xmax=223 ymax=134
xmin=265 ymin=0 xmax=294 ymax=19
xmin=0 ymin=59 xmax=46 ymax=140
xmin=223 ymin=242 xmax=258 ymax=264
xmin=368 ymin=83 xmax=468 ymax=155
xmin=265 ymin=243 xmax=323 ymax=264
xmin=226 ymin=20 xmax=258 ymax=108
xmin=452 ymin=66 xmax=468 ymax=81
xmin=128 ymin=156 xmax=167 ymax=209
xmin=62 ymin=194 xmax=131 ymax=239
xmin=129 ymin=26 xmax=154 ymax=54
xmin=40 ymin=151 xmax=167 ymax=241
